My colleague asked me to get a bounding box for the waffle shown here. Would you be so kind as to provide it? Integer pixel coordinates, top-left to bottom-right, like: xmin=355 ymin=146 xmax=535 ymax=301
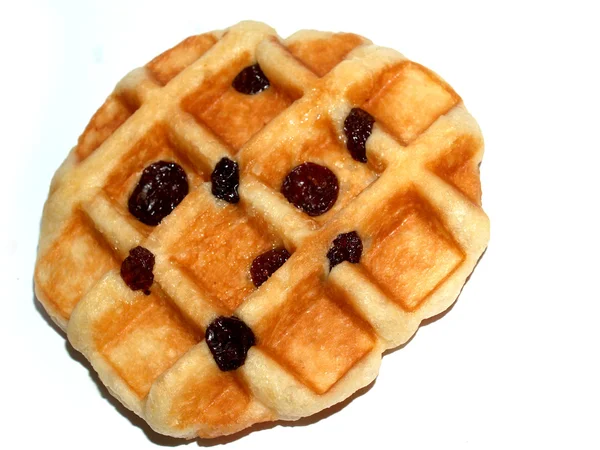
xmin=34 ymin=21 xmax=490 ymax=439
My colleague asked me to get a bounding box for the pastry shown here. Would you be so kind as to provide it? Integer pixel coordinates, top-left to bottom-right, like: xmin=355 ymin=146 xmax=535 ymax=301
xmin=34 ymin=21 xmax=489 ymax=439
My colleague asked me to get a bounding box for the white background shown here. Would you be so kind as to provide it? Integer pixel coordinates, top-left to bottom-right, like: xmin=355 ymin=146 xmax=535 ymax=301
xmin=1 ymin=1 xmax=599 ymax=448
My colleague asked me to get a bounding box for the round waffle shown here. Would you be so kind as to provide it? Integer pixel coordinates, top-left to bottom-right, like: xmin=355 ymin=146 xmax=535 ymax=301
xmin=34 ymin=21 xmax=490 ymax=439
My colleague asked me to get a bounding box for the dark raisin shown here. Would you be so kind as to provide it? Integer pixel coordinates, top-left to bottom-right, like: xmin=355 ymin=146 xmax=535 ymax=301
xmin=327 ymin=231 xmax=363 ymax=270
xmin=120 ymin=246 xmax=155 ymax=295
xmin=232 ymin=64 xmax=270 ymax=95
xmin=211 ymin=157 xmax=240 ymax=203
xmin=128 ymin=161 xmax=188 ymax=226
xmin=343 ymin=108 xmax=375 ymax=163
xmin=205 ymin=316 xmax=256 ymax=371
xmin=250 ymin=248 xmax=291 ymax=287
xmin=281 ymin=162 xmax=339 ymax=216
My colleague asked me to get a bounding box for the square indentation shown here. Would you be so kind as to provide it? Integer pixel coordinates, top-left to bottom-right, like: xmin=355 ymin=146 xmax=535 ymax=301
xmin=35 ymin=211 xmax=118 ymax=320
xmin=171 ymin=370 xmax=251 ymax=428
xmin=183 ymin=58 xmax=293 ymax=152
xmin=76 ymin=94 xmax=138 ymax=161
xmin=257 ymin=278 xmax=375 ymax=394
xmin=363 ymin=61 xmax=460 ymax=144
xmin=287 ymin=32 xmax=365 ymax=77
xmin=170 ymin=197 xmax=281 ymax=313
xmin=147 ymin=33 xmax=218 ymax=86
xmin=244 ymin=121 xmax=378 ymax=223
xmin=96 ymin=290 xmax=199 ymax=398
xmin=429 ymin=135 xmax=482 ymax=205
xmin=362 ymin=191 xmax=464 ymax=311
xmin=103 ymin=123 xmax=207 ymax=233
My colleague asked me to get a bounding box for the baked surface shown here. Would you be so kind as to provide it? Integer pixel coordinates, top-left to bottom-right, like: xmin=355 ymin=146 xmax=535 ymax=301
xmin=34 ymin=21 xmax=489 ymax=439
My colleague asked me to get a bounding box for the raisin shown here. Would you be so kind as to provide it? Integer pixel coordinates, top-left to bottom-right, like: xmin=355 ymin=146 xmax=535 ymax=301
xmin=343 ymin=108 xmax=375 ymax=163
xmin=128 ymin=161 xmax=188 ymax=226
xmin=250 ymin=248 xmax=291 ymax=287
xmin=211 ymin=157 xmax=240 ymax=203
xmin=120 ymin=246 xmax=155 ymax=295
xmin=205 ymin=316 xmax=256 ymax=371
xmin=232 ymin=64 xmax=270 ymax=95
xmin=327 ymin=231 xmax=363 ymax=270
xmin=281 ymin=162 xmax=339 ymax=216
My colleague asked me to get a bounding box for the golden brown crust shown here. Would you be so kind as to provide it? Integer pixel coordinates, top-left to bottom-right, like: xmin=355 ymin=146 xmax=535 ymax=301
xmin=35 ymin=21 xmax=489 ymax=439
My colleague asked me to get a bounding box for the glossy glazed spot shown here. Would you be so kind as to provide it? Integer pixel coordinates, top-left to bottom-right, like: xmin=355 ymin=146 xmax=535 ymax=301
xmin=327 ymin=231 xmax=363 ymax=270
xmin=211 ymin=157 xmax=240 ymax=203
xmin=232 ymin=64 xmax=270 ymax=95
xmin=343 ymin=108 xmax=375 ymax=163
xmin=205 ymin=316 xmax=256 ymax=371
xmin=281 ymin=162 xmax=339 ymax=216
xmin=128 ymin=161 xmax=188 ymax=226
xmin=250 ymin=248 xmax=291 ymax=287
xmin=120 ymin=246 xmax=155 ymax=295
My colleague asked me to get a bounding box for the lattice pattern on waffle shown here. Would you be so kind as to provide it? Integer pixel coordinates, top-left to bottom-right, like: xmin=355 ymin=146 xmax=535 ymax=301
xmin=34 ymin=21 xmax=489 ymax=439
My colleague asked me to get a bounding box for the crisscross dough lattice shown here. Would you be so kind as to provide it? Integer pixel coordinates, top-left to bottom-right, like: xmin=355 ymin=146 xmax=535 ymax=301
xmin=35 ymin=21 xmax=489 ymax=439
